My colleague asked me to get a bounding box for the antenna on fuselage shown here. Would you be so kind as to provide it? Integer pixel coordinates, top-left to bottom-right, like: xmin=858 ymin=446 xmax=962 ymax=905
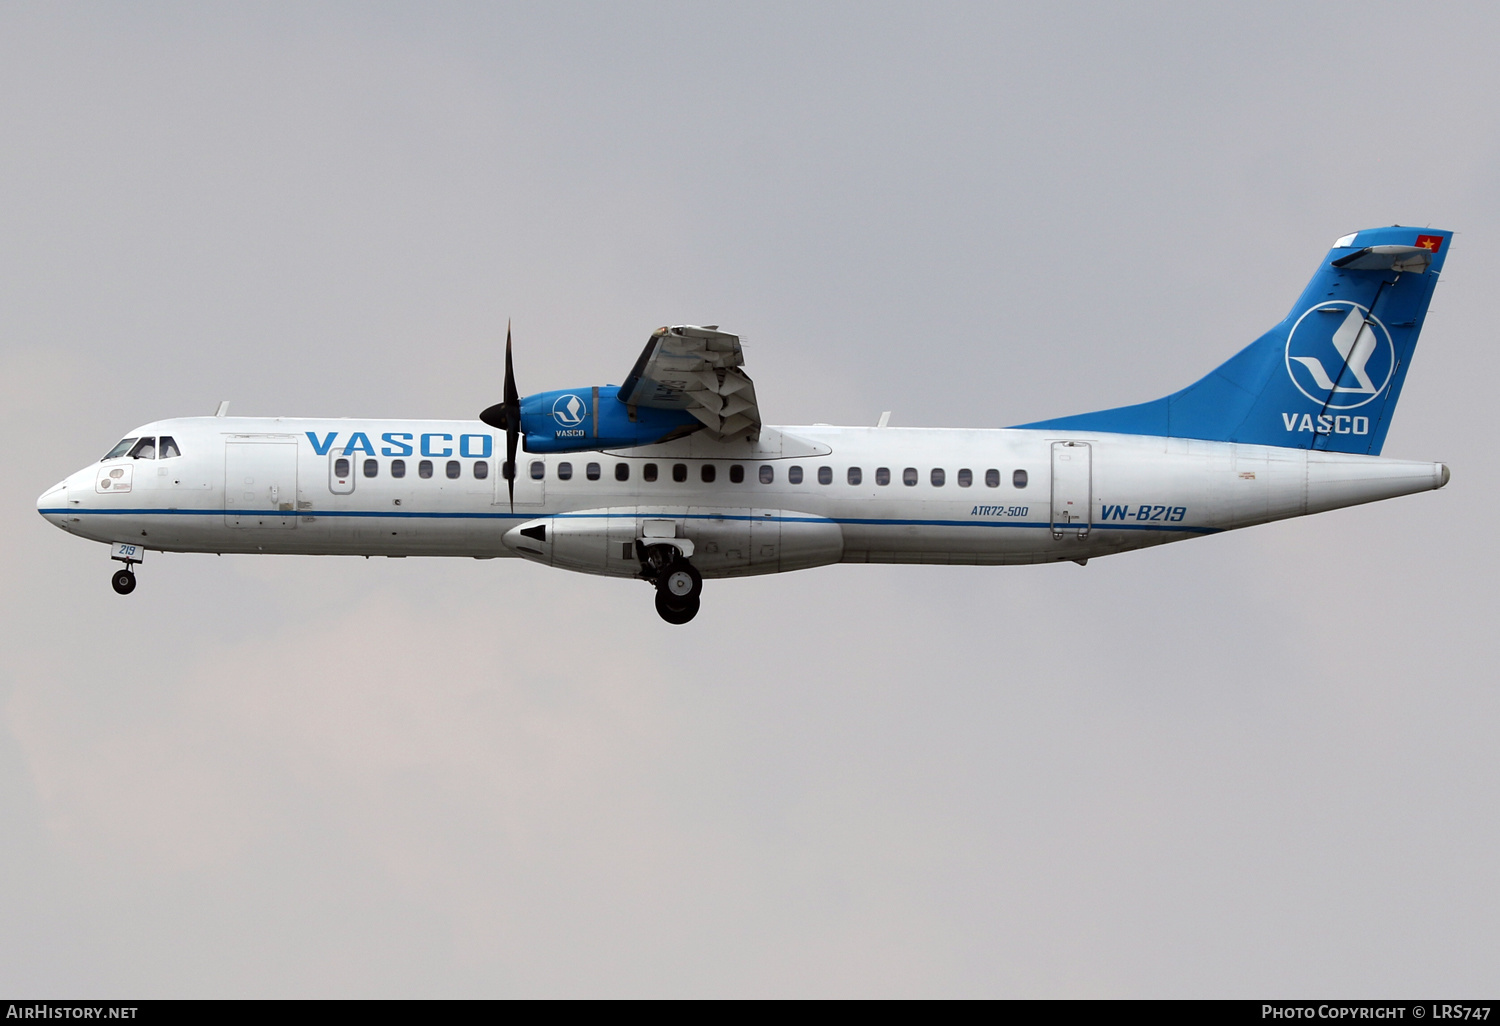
xmin=877 ymin=411 xmax=891 ymax=428
xmin=214 ymin=401 xmax=230 ymax=418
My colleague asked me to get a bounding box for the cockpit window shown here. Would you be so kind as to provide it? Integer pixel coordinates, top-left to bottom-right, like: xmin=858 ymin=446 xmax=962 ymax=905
xmin=103 ymin=438 xmax=138 ymax=460
xmin=159 ymin=436 xmax=181 ymax=459
xmin=127 ymin=437 xmax=157 ymax=460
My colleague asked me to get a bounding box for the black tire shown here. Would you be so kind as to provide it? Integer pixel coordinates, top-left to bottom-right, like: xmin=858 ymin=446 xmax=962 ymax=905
xmin=655 ymin=591 xmax=699 ymax=624
xmin=659 ymin=561 xmax=702 ymax=601
xmin=111 ymin=569 xmax=137 ymax=595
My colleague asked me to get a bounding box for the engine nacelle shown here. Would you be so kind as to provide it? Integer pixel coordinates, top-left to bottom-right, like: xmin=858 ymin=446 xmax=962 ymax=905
xmin=519 ymin=386 xmax=702 ymax=454
xmin=502 ymin=507 xmax=844 ymax=579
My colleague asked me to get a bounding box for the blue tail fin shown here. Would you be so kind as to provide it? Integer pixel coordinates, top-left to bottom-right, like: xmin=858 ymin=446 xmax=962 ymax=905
xmin=1017 ymin=226 xmax=1451 ymax=454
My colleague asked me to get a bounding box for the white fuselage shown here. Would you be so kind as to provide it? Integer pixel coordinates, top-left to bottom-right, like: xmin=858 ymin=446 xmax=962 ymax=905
xmin=37 ymin=416 xmax=1448 ymax=577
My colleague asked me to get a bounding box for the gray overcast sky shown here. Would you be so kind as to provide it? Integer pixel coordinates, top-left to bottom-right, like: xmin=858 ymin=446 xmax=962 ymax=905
xmin=2 ymin=2 xmax=1497 ymax=997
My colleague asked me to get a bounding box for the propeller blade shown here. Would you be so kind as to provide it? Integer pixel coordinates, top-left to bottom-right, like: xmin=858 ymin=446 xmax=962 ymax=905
xmin=504 ymin=322 xmax=519 ymax=511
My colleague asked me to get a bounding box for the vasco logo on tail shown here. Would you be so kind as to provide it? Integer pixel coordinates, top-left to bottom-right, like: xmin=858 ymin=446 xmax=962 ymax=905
xmin=1284 ymin=301 xmax=1395 ymax=410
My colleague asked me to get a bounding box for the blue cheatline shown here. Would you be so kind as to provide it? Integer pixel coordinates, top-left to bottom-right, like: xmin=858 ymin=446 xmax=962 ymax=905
xmin=1016 ymin=226 xmax=1452 ymax=456
xmin=42 ymin=507 xmax=1219 ymax=534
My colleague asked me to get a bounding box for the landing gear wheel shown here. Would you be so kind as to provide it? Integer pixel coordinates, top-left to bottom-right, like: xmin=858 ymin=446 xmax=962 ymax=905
xmin=111 ymin=568 xmax=137 ymax=595
xmin=660 ymin=562 xmax=702 ymax=601
xmin=655 ymin=591 xmax=700 ymax=624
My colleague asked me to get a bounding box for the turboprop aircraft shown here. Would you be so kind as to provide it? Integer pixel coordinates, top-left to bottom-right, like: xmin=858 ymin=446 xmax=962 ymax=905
xmin=37 ymin=226 xmax=1452 ymax=623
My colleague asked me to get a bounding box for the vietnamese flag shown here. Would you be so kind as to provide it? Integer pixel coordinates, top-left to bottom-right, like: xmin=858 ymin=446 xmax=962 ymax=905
xmin=1415 ymin=234 xmax=1444 ymax=252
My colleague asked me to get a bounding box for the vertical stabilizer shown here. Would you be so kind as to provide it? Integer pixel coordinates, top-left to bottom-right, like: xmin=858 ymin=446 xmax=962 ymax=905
xmin=1017 ymin=227 xmax=1451 ymax=454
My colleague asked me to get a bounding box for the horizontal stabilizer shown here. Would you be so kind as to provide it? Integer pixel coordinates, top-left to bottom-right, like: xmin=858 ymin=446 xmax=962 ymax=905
xmin=1331 ymin=245 xmax=1432 ymax=273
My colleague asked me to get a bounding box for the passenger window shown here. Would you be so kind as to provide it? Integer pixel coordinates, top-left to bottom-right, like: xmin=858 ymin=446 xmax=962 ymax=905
xmin=334 ymin=457 xmax=351 ymax=478
xmin=672 ymin=463 xmax=687 ymax=483
xmin=128 ymin=437 xmax=156 ymax=460
xmin=615 ymin=463 xmax=630 ymax=482
xmin=876 ymin=467 xmax=890 ymax=486
xmin=474 ymin=461 xmax=489 ymax=480
xmin=529 ymin=461 xmax=544 ymax=480
xmin=931 ymin=468 xmax=945 ymax=487
xmin=985 ymin=468 xmax=1000 ymax=487
xmin=103 ymin=438 xmax=138 ymax=460
xmin=1013 ymin=469 xmax=1029 ymax=488
xmin=848 ymin=467 xmax=862 ymax=485
xmin=789 ymin=466 xmax=804 ymax=484
xmin=730 ymin=464 xmax=744 ymax=483
xmin=363 ymin=459 xmax=379 ymax=478
xmin=957 ymin=468 xmax=972 ymax=488
xmin=643 ymin=463 xmax=658 ymax=482
xmin=159 ymin=436 xmax=181 ymax=459
xmin=903 ymin=467 xmax=918 ymax=486
xmin=759 ymin=465 xmax=774 ymax=484
xmin=701 ymin=464 xmax=716 ymax=483
xmin=558 ymin=462 xmax=573 ymax=481
xmin=586 ymin=462 xmax=601 ymax=481
xmin=391 ymin=459 xmax=406 ymax=479
xmin=816 ymin=466 xmax=832 ymax=485
xmin=419 ymin=460 xmax=434 ymax=479
xmin=446 ymin=460 xmax=461 ymax=479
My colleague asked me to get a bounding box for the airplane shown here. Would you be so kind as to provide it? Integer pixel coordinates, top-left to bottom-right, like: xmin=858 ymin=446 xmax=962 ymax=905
xmin=37 ymin=225 xmax=1453 ymax=624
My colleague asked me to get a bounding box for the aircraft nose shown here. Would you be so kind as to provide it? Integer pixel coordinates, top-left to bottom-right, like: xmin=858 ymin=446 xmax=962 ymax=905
xmin=37 ymin=480 xmax=67 ymax=519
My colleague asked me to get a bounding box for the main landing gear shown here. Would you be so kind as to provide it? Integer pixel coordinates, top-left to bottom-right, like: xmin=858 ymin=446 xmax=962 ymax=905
xmin=638 ymin=543 xmax=703 ymax=624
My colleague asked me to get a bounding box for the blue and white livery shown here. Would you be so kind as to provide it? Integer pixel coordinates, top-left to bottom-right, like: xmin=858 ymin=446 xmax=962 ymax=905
xmin=37 ymin=227 xmax=1453 ymax=623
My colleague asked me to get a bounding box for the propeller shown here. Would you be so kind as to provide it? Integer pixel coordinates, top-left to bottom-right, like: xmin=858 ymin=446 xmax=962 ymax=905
xmin=479 ymin=321 xmax=522 ymax=510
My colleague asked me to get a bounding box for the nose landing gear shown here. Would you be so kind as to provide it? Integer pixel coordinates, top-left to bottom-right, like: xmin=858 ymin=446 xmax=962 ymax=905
xmin=108 ymin=542 xmax=144 ymax=596
xmin=638 ymin=542 xmax=703 ymax=624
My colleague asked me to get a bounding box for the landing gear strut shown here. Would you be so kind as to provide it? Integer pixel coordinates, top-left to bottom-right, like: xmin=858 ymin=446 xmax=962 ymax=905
xmin=111 ymin=568 xmax=137 ymax=595
xmin=638 ymin=542 xmax=703 ymax=624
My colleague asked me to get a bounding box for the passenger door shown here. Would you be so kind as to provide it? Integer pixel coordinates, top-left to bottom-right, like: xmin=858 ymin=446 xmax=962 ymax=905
xmin=1050 ymin=441 xmax=1092 ymax=540
xmin=225 ymin=441 xmax=299 ymax=528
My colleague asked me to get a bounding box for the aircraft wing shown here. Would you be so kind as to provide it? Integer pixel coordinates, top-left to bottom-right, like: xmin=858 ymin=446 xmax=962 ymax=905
xmin=617 ymin=325 xmax=761 ymax=440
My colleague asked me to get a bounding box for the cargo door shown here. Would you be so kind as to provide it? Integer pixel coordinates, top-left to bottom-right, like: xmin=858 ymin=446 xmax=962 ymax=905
xmin=226 ymin=441 xmax=299 ymax=528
